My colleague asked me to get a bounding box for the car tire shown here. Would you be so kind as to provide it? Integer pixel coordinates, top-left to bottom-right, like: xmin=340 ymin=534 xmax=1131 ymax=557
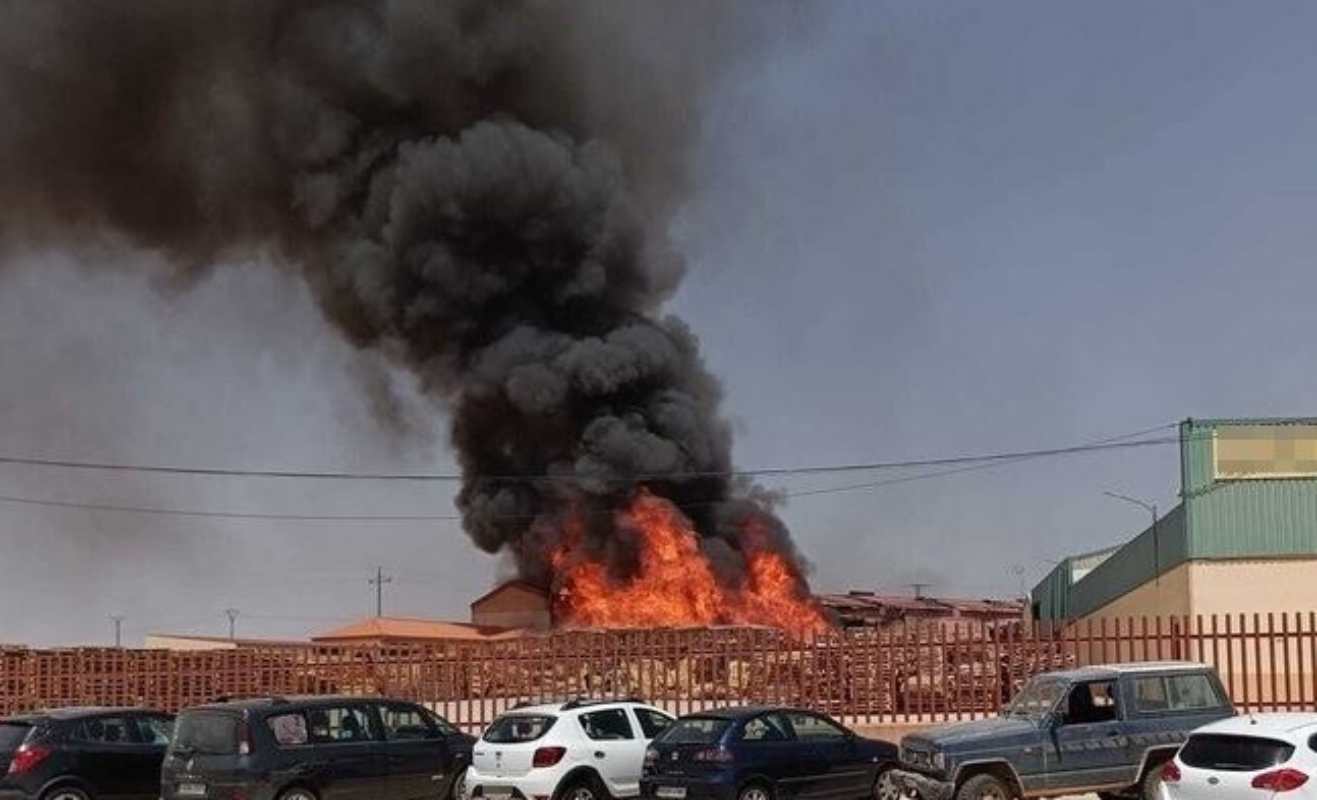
xmin=561 ymin=775 xmax=609 ymax=800
xmin=278 ymin=789 xmax=319 ymax=800
xmin=738 ymin=782 xmax=775 ymax=800
xmin=875 ymin=768 xmax=902 ymax=800
xmin=42 ymin=789 xmax=92 ymax=800
xmin=956 ymin=773 xmax=1012 ymax=800
xmin=1141 ymin=762 xmax=1167 ymax=800
xmin=451 ymin=765 xmax=470 ymax=800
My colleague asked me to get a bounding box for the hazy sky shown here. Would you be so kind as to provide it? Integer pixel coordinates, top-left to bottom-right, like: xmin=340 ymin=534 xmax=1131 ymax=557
xmin=3 ymin=1 xmax=1317 ymax=645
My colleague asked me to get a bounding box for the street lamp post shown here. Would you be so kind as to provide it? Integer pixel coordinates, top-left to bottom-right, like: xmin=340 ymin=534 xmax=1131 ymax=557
xmin=1103 ymin=491 xmax=1160 ymax=585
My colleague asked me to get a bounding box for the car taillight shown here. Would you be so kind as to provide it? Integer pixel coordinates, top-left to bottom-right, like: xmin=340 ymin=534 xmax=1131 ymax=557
xmin=693 ymin=747 xmax=733 ymax=763
xmin=533 ymin=747 xmax=567 ymax=768
xmin=7 ymin=743 xmax=52 ymax=776
xmin=1161 ymin=761 xmax=1181 ymax=784
xmin=237 ymin=718 xmax=251 ymax=756
xmin=1252 ymin=769 xmax=1309 ymax=793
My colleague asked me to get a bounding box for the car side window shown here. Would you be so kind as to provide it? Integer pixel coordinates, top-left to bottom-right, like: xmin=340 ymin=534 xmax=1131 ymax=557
xmin=380 ymin=703 xmax=440 ymax=741
xmin=580 ymin=709 xmax=634 ymax=741
xmin=136 ymin=715 xmax=174 ymax=745
xmin=741 ymin=713 xmax=792 ymax=742
xmin=305 ymin=706 xmax=379 ymax=744
xmin=268 ymin=712 xmax=310 ymax=747
xmin=423 ymin=709 xmax=461 ymax=737
xmin=786 ymin=712 xmax=849 ymax=741
xmin=635 ymin=709 xmax=674 ymax=740
xmin=1167 ymin=674 xmax=1222 ymax=711
xmin=1063 ymin=681 xmax=1119 ymax=725
xmin=75 ymin=716 xmax=139 ymax=745
xmin=1135 ymin=677 xmax=1169 ymax=712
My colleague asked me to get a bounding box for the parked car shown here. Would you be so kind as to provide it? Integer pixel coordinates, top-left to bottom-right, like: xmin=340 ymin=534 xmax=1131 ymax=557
xmin=465 ymin=698 xmax=674 ymax=800
xmin=1164 ymin=713 xmax=1317 ymax=800
xmin=892 ymin=661 xmax=1234 ymax=800
xmin=639 ymin=706 xmax=898 ymax=800
xmin=0 ymin=706 xmax=174 ymax=800
xmin=159 ymin=695 xmax=473 ymax=800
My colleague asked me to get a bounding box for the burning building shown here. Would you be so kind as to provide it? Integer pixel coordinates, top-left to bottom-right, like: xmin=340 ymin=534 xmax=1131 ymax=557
xmin=0 ymin=2 xmax=826 ymax=634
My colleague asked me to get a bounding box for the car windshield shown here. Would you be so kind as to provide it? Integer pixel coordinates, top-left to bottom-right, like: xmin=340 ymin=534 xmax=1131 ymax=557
xmin=1005 ymin=677 xmax=1067 ymax=719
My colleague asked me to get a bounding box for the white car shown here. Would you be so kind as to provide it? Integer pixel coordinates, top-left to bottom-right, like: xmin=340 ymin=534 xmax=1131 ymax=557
xmin=1165 ymin=713 xmax=1317 ymax=800
xmin=465 ymin=699 xmax=675 ymax=800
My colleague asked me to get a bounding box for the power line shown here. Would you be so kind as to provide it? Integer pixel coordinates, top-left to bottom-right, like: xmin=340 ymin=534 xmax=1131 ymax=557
xmin=0 ymin=424 xmax=1182 ymax=483
xmin=0 ymin=493 xmax=461 ymax=521
xmin=0 ymin=424 xmax=1188 ymax=522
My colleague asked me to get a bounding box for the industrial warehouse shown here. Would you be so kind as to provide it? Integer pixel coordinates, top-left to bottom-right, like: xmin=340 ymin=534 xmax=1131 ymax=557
xmin=1034 ymin=417 xmax=1317 ymax=625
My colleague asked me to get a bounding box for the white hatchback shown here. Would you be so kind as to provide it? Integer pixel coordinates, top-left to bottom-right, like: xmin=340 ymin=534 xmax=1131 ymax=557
xmin=466 ymin=699 xmax=675 ymax=800
xmin=1165 ymin=714 xmax=1317 ymax=800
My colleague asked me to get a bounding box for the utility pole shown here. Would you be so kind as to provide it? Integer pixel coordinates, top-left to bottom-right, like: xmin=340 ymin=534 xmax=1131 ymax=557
xmin=225 ymin=608 xmax=240 ymax=641
xmin=110 ymin=615 xmax=125 ymax=648
xmin=370 ymin=567 xmax=393 ymax=617
xmin=1102 ymin=491 xmax=1160 ymax=585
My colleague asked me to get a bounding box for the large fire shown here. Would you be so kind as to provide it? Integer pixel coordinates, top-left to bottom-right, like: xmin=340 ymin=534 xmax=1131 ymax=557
xmin=550 ymin=490 xmax=831 ymax=637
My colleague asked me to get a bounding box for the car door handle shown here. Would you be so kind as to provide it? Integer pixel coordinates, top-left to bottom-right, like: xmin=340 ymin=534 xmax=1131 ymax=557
xmin=594 ymin=752 xmax=606 ymax=759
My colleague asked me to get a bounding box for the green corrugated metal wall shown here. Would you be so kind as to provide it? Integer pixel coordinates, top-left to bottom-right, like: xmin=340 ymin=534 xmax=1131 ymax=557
xmin=1187 ymin=479 xmax=1317 ymax=558
xmin=1182 ymin=418 xmax=1317 ymax=559
xmin=1031 ymin=560 xmax=1072 ymax=620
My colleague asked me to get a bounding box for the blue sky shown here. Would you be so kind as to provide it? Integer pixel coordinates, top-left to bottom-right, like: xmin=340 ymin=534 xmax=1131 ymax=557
xmin=2 ymin=2 xmax=1316 ymax=643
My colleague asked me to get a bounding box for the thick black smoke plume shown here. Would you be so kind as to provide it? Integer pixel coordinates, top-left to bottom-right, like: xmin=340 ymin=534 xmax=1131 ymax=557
xmin=0 ymin=1 xmax=812 ymax=594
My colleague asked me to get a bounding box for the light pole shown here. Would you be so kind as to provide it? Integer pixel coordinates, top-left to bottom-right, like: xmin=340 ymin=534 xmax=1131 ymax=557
xmin=1103 ymin=491 xmax=1159 ymax=585
xmin=110 ymin=615 xmax=125 ymax=648
xmin=225 ymin=608 xmax=240 ymax=640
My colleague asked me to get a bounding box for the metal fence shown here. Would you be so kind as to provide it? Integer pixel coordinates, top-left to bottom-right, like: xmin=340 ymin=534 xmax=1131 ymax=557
xmin=1 ymin=613 xmax=1313 ymax=731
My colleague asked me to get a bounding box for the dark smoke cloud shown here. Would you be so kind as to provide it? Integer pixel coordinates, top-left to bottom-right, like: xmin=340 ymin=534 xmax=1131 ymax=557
xmin=0 ymin=0 xmax=815 ymax=596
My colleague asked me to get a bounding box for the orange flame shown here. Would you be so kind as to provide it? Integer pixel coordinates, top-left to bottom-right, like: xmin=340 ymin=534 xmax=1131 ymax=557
xmin=551 ymin=489 xmax=830 ymax=637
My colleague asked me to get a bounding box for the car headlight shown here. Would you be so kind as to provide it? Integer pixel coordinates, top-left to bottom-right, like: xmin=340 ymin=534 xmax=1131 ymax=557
xmin=931 ymin=752 xmax=947 ymax=771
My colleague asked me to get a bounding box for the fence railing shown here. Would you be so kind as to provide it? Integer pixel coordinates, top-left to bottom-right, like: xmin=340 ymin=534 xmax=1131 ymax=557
xmin=2 ymin=613 xmax=1313 ymax=731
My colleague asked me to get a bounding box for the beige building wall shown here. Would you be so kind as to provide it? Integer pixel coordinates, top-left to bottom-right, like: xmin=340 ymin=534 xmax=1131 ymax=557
xmin=1185 ymin=558 xmax=1317 ymax=617
xmin=144 ymin=634 xmax=239 ymax=651
xmin=1071 ymin=557 xmax=1317 ymax=706
xmin=1075 ymin=561 xmax=1193 ymax=632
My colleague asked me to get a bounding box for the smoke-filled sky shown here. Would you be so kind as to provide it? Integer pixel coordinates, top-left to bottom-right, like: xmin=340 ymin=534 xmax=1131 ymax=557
xmin=3 ymin=1 xmax=1317 ymax=645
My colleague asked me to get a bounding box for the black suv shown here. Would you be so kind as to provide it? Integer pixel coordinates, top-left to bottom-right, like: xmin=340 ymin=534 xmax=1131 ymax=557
xmin=161 ymin=695 xmax=474 ymax=800
xmin=0 ymin=706 xmax=175 ymax=800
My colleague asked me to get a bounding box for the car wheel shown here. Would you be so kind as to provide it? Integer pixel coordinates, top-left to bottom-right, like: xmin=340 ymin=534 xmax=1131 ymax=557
xmin=739 ymin=782 xmax=774 ymax=800
xmin=278 ymin=789 xmax=319 ymax=800
xmin=875 ymin=768 xmax=902 ymax=800
xmin=451 ymin=766 xmax=470 ymax=800
xmin=562 ymin=775 xmax=608 ymax=800
xmin=956 ymin=774 xmax=1012 ymax=800
xmin=43 ymin=789 xmax=91 ymax=800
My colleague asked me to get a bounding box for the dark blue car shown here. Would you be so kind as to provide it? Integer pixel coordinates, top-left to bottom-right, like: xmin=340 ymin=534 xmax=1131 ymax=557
xmin=640 ymin=707 xmax=898 ymax=800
